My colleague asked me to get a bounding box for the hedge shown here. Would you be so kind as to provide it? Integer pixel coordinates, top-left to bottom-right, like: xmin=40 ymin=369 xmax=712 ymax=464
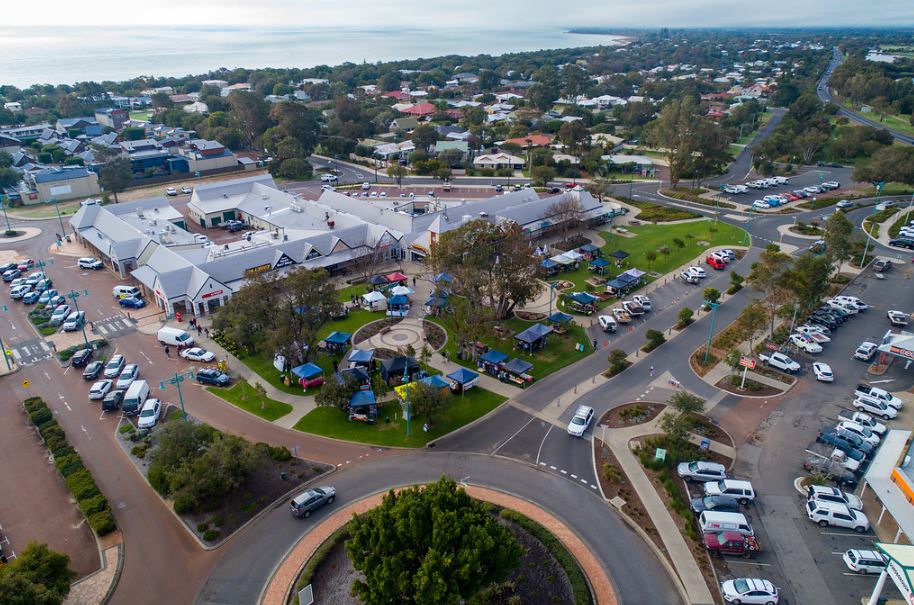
xmin=22 ymin=398 xmax=117 ymax=536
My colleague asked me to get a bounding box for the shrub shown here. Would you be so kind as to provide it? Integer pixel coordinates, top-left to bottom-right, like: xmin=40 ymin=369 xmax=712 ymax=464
xmin=616 ymin=197 xmax=700 ymax=222
xmin=148 ymin=465 xmax=168 ymax=496
xmin=256 ymin=442 xmax=292 ymax=461
xmin=119 ymin=422 xmax=135 ymax=434
xmin=88 ymin=510 xmax=117 ymax=536
xmin=78 ymin=494 xmax=109 ymax=516
xmin=676 ymin=307 xmax=694 ymax=329
xmin=66 ymin=470 xmax=101 ymax=501
xmin=211 ymin=517 xmax=225 ymax=527
xmin=51 ymin=445 xmax=77 ymax=460
xmin=642 ymin=329 xmax=666 ymax=352
xmin=607 ymin=348 xmax=630 ymax=377
xmin=131 ymin=445 xmax=148 ymax=459
xmin=28 ymin=407 xmax=53 ymax=426
xmin=55 ymin=455 xmax=85 ymax=477
xmin=603 ymin=463 xmax=622 ymax=483
xmin=202 ymin=529 xmax=220 ymax=541
xmin=619 ymin=404 xmax=646 ymax=420
xmin=295 ymin=526 xmax=350 ymax=594
xmin=197 ymin=522 xmax=209 ymax=532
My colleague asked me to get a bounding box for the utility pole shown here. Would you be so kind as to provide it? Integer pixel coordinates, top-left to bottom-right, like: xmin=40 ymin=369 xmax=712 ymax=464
xmin=48 ymin=197 xmax=67 ymax=239
xmin=860 ymin=181 xmax=884 ymax=267
xmin=63 ymin=288 xmax=91 ymax=349
xmin=703 ymin=300 xmax=720 ymax=365
xmin=402 ymin=362 xmax=410 ymax=437
xmin=159 ymin=370 xmax=195 ymax=421
xmin=0 ymin=194 xmax=12 ymax=234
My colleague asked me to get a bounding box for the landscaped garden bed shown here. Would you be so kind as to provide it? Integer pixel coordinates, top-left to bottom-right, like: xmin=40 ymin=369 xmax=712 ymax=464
xmin=421 ymin=320 xmax=446 ymax=350
xmin=714 ymin=374 xmax=784 ymax=397
xmin=602 ymin=402 xmax=665 ymax=428
xmin=116 ymin=411 xmax=331 ymax=545
xmin=352 ymin=317 xmax=402 ymax=344
xmin=660 ymin=187 xmax=737 ymax=210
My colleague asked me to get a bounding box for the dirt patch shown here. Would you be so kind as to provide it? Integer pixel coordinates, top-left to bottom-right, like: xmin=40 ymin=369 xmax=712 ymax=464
xmin=308 ymin=513 xmax=577 ymax=605
xmin=352 ymin=318 xmax=402 ymax=344
xmin=601 ymin=402 xmax=665 ymax=428
xmin=690 ymin=349 xmax=722 ymax=377
xmin=515 ymin=310 xmax=547 ymax=321
xmin=371 ymin=347 xmax=401 ymax=360
xmin=714 ymin=375 xmax=784 ymax=398
xmin=551 ymin=280 xmax=575 ymax=290
xmin=421 ymin=320 xmax=446 ymax=350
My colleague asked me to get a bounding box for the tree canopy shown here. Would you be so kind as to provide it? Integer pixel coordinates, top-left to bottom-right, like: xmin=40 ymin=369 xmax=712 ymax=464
xmin=0 ymin=542 xmax=75 ymax=605
xmin=346 ymin=477 xmax=523 ymax=605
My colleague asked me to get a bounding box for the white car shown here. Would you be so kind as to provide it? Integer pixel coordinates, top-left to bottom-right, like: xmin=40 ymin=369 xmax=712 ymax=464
xmin=632 ymin=294 xmax=652 ymax=311
xmin=676 ymin=461 xmax=727 ymax=482
xmin=103 ymin=354 xmax=125 ymax=378
xmin=720 ymin=249 xmax=736 ymax=260
xmin=320 ymin=174 xmax=338 ymax=183
xmin=836 ymin=421 xmax=880 ymax=447
xmin=597 ymin=314 xmax=617 ymax=333
xmin=137 ymin=398 xmax=162 ymax=429
xmin=180 ymin=186 xmax=192 ymax=194
xmin=796 ymin=325 xmax=830 ymax=342
xmin=180 ymin=347 xmax=216 ymax=362
xmin=809 ymin=485 xmax=863 ymax=511
xmin=751 ymin=200 xmax=770 ymax=211
xmin=836 ymin=199 xmax=853 ymax=209
xmin=165 ymin=187 xmax=178 ymax=196
xmin=806 ymin=499 xmax=869 ymax=532
xmin=721 ymin=578 xmax=779 ymax=604
xmin=835 ymin=296 xmax=868 ymax=311
xmin=361 ymin=182 xmax=371 ymax=190
xmin=812 ymin=362 xmax=833 ymax=382
xmin=89 ymin=379 xmax=113 ymax=400
xmin=843 ymin=549 xmax=887 ymax=575
xmin=827 ymin=299 xmax=858 ymax=315
xmin=567 ymin=405 xmax=594 ymax=437
xmin=116 ymin=364 xmax=140 ymax=390
xmin=854 ymin=396 xmax=897 ymax=420
xmin=710 ymin=251 xmax=730 ymax=264
xmin=790 ymin=333 xmax=822 ymax=354
xmin=854 ymin=341 xmax=878 ymax=361
xmin=77 ymin=257 xmax=103 ymax=270
xmin=687 ymin=266 xmax=706 ymax=279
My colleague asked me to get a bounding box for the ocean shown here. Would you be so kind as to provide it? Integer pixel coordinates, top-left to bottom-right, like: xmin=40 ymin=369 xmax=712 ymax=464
xmin=0 ymin=27 xmax=627 ymax=89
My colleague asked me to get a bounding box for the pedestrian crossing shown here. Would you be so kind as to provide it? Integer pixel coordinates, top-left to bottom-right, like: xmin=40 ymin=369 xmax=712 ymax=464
xmin=7 ymin=339 xmax=52 ymax=366
xmin=92 ymin=315 xmax=135 ymax=339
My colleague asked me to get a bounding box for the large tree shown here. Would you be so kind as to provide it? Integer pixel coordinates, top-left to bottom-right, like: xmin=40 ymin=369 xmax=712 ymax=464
xmin=645 ymin=97 xmax=701 ymax=188
xmin=346 ymin=477 xmax=523 ymax=605
xmin=98 ymin=158 xmax=132 ymax=203
xmin=227 ymin=91 xmax=270 ymax=148
xmin=410 ymin=124 xmax=438 ymax=153
xmin=746 ymin=244 xmax=794 ymax=337
xmin=408 ymin=381 xmax=452 ymax=427
xmin=268 ymin=268 xmax=341 ymax=365
xmin=823 ymin=211 xmax=855 ymax=266
xmin=0 ymin=542 xmax=75 ymax=605
xmin=268 ymin=102 xmax=320 ymax=156
xmin=854 ymin=145 xmax=914 ymax=185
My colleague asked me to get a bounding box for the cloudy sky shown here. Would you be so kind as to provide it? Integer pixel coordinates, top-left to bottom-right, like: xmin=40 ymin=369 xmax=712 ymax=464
xmin=7 ymin=0 xmax=914 ymax=27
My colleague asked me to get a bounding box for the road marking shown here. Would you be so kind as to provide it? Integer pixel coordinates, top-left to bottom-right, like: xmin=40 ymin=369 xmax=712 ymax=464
xmin=11 ymin=350 xmax=21 ymax=362
xmin=96 ymin=324 xmax=108 ymax=335
xmin=58 ymin=393 xmax=64 ymax=400
xmin=80 ymin=425 xmax=91 ymax=440
xmin=535 ymin=424 xmax=553 ymax=464
xmin=560 ymin=469 xmax=567 ymax=474
xmin=63 ymin=402 xmax=71 ymax=411
xmin=580 ymin=479 xmax=588 ymax=484
xmin=727 ymin=560 xmax=772 ymax=567
xmin=99 ymin=411 xmax=106 ymax=421
xmin=140 ymin=351 xmax=153 ymax=365
xmin=570 ymin=473 xmax=578 ymax=479
xmin=492 ymin=415 xmax=536 ymax=455
xmin=39 ymin=342 xmax=50 ymax=353
xmin=63 ymin=366 xmax=70 ymax=375
xmin=821 ymin=531 xmax=871 ymax=538
xmin=842 ymin=573 xmax=878 ymax=578
xmin=549 ymin=465 xmax=556 ymax=470
xmin=869 ymin=379 xmax=895 ymax=384
xmin=538 ymin=462 xmax=546 ymax=466
xmin=42 ymin=370 xmax=51 ymax=380
xmin=590 ymin=484 xmax=598 ymax=490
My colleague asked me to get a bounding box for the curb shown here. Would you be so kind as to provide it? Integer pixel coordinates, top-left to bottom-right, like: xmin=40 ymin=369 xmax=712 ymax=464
xmin=101 ymin=543 xmax=124 ymax=605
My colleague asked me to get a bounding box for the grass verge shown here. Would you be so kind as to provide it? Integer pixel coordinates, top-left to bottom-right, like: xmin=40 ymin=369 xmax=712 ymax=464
xmin=207 ymin=380 xmax=293 ymax=421
xmin=617 ymin=197 xmax=701 ymax=222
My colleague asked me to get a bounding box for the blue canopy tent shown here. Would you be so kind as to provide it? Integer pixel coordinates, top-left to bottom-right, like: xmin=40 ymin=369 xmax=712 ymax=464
xmin=337 ymin=366 xmax=371 ymax=387
xmin=369 ymin=275 xmax=388 ymax=286
xmin=589 ymin=257 xmax=610 ymax=275
xmin=348 ymin=389 xmax=378 ymax=421
xmin=567 ymin=291 xmax=598 ymax=315
xmin=291 ymin=363 xmax=322 ymax=380
xmin=323 ymin=331 xmax=352 ymax=352
xmin=579 ymin=243 xmax=602 ymax=260
xmin=514 ymin=323 xmax=554 ymax=352
xmin=432 ymin=272 xmax=452 ymax=284
xmin=570 ymin=292 xmax=598 ymax=304
xmin=501 ymin=358 xmax=534 ymax=386
xmin=547 ymin=311 xmax=573 ymax=324
xmin=349 ymin=390 xmax=376 ymax=408
xmin=609 ymin=250 xmax=630 ymax=259
xmin=421 ymin=374 xmax=450 ymax=389
xmin=539 ymin=257 xmax=559 ymax=276
xmin=347 ymin=348 xmax=375 ymax=365
xmin=424 ymin=295 xmax=449 ymax=316
xmin=446 ymin=367 xmax=480 ymax=391
xmin=479 ymin=350 xmax=508 ymax=365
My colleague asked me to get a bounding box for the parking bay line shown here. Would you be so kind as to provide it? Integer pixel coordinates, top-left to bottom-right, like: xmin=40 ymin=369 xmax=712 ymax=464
xmin=726 ymin=560 xmax=772 ymax=567
xmin=821 ymin=531 xmax=873 ymax=538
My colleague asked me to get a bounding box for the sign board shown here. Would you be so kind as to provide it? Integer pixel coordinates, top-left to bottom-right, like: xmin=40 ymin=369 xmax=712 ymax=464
xmin=890 ymin=346 xmax=914 ymax=361
xmin=274 ymin=253 xmax=295 ymax=269
xmin=700 ymin=438 xmax=711 ymax=450
xmin=201 ymin=289 xmax=223 ymax=300
xmin=243 ymin=263 xmax=271 ymax=277
xmin=654 ymin=448 xmax=666 ymax=461
xmin=739 ymin=356 xmax=757 ymax=369
xmin=21 ymin=379 xmax=29 ymax=389
xmin=887 ymin=560 xmax=914 ymax=605
xmin=298 ymin=585 xmax=315 ymax=605
xmin=49 ymin=185 xmax=72 ymax=196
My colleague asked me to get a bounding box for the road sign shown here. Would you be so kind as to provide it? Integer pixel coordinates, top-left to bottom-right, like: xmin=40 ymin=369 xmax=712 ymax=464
xmin=654 ymin=448 xmax=666 ymax=461
xmin=700 ymin=438 xmax=711 ymax=450
xmin=21 ymin=379 xmax=29 ymax=389
xmin=739 ymin=356 xmax=757 ymax=370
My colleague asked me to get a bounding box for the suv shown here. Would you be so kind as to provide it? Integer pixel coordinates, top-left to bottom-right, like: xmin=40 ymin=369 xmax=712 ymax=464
xmin=677 ymin=461 xmax=727 ymax=482
xmin=77 ymin=257 xmax=103 ymax=270
xmin=704 ymin=479 xmax=755 ymax=505
xmin=806 ymin=499 xmax=869 ymax=532
xmin=70 ymin=348 xmax=93 ymax=368
xmin=808 ymin=485 xmax=863 ymax=511
xmin=843 ymin=549 xmax=886 ymax=575
xmin=197 ymin=368 xmax=231 ymax=386
xmin=703 ymin=531 xmax=760 ymax=558
xmin=567 ymin=405 xmax=594 ymax=437
xmin=873 ymin=258 xmax=892 ymax=273
xmin=690 ymin=495 xmax=740 ymax=515
xmin=290 ymin=486 xmax=336 ymax=518
xmin=102 ymin=389 xmax=124 ymax=412
xmin=679 ymin=271 xmax=698 ymax=284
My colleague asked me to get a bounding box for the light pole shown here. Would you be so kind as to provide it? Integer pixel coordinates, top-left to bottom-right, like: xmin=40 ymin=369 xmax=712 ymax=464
xmin=63 ymin=288 xmax=91 ymax=349
xmin=0 ymin=337 xmax=12 ymax=371
xmin=402 ymin=362 xmax=410 ymax=438
xmin=703 ymin=300 xmax=720 ymax=365
xmin=860 ymin=181 xmax=884 ymax=268
xmin=160 ymin=370 xmax=195 ymax=421
xmin=0 ymin=194 xmax=12 ymax=234
xmin=48 ymin=197 xmax=67 ymax=240
xmin=547 ymin=282 xmax=557 ymax=316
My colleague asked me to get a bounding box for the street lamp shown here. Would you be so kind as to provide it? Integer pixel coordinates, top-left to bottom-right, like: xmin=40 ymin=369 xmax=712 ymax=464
xmin=860 ymin=181 xmax=884 ymax=268
xmin=48 ymin=197 xmax=67 ymax=240
xmin=63 ymin=288 xmax=91 ymax=349
xmin=0 ymin=194 xmax=12 ymax=234
xmin=547 ymin=282 xmax=558 ymax=316
xmin=402 ymin=362 xmax=410 ymax=438
xmin=159 ymin=370 xmax=196 ymax=421
xmin=702 ymin=300 xmax=720 ymax=365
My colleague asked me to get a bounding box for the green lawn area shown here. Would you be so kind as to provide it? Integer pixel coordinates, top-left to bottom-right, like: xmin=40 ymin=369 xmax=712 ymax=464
xmin=734 ymin=111 xmax=773 ymax=146
xmin=207 ymin=380 xmax=292 ymax=421
xmin=292 ymin=385 xmax=506 ymax=447
xmin=8 ymin=199 xmax=82 ymax=219
xmin=129 ymin=110 xmax=153 ymax=122
xmin=839 ymin=100 xmax=914 ymax=137
xmin=316 ymin=308 xmax=384 ymax=341
xmin=429 ymin=314 xmax=593 ymax=380
xmin=336 ymin=283 xmax=368 ymax=302
xmin=554 ymin=220 xmax=748 ymax=295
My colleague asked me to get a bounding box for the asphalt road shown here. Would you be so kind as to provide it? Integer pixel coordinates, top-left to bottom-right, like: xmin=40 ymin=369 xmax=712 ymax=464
xmin=817 ymin=47 xmax=914 ymax=145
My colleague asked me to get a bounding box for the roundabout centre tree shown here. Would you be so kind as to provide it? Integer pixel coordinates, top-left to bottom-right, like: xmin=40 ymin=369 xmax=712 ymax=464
xmin=346 ymin=476 xmax=523 ymax=605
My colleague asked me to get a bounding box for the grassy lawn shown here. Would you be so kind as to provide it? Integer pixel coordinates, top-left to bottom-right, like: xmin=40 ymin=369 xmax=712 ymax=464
xmin=839 ymin=100 xmax=914 ymax=137
xmin=734 ymin=111 xmax=773 ymax=146
xmin=129 ymin=110 xmax=153 ymax=122
xmin=207 ymin=380 xmax=292 ymax=421
xmin=292 ymin=386 xmax=506 ymax=447
xmin=8 ymin=200 xmax=82 ymax=219
xmin=429 ymin=314 xmax=593 ymax=379
xmin=316 ymin=308 xmax=384 ymax=341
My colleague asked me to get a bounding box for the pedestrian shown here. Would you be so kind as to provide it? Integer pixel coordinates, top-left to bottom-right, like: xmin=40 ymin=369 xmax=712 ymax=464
xmin=649 ymin=365 xmax=654 ymax=377
xmin=164 ymin=346 xmax=171 ymax=358
xmin=204 ymin=327 xmax=210 ymax=338
xmin=412 ymin=275 xmax=416 ymax=287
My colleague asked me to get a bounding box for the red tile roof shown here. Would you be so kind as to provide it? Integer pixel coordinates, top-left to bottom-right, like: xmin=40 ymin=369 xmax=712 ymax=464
xmin=504 ymin=133 xmax=554 ymax=148
xmin=402 ymin=103 xmax=436 ymax=116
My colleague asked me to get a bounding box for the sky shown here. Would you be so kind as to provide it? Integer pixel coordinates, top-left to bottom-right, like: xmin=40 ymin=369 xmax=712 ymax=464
xmin=6 ymin=0 xmax=914 ymax=27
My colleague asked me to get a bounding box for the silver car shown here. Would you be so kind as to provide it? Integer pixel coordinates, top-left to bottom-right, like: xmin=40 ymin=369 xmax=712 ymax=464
xmin=290 ymin=486 xmax=336 ymax=518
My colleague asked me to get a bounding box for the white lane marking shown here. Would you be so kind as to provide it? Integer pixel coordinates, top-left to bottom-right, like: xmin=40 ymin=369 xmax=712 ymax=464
xmin=538 ymin=462 xmax=546 ymax=466
xmin=99 ymin=411 xmax=106 ymax=421
xmin=63 ymin=402 xmax=71 ymax=411
xmin=140 ymin=351 xmax=153 ymax=365
xmin=492 ymin=415 xmax=536 ymax=455
xmin=821 ymin=531 xmax=871 ymax=538
xmin=96 ymin=324 xmax=108 ymax=335
xmin=869 ymin=379 xmax=894 ymax=384
xmin=11 ymin=350 xmax=21 ymax=362
xmin=39 ymin=342 xmax=50 ymax=353
xmin=80 ymin=425 xmax=91 ymax=440
xmin=549 ymin=465 xmax=557 ymax=470
xmin=42 ymin=370 xmax=51 ymax=380
xmin=590 ymin=484 xmax=598 ymax=490
xmin=535 ymin=424 xmax=553 ymax=464
xmin=727 ymin=560 xmax=772 ymax=567
xmin=580 ymin=479 xmax=588 ymax=484
xmin=570 ymin=474 xmax=578 ymax=479
xmin=63 ymin=366 xmax=70 ymax=375
xmin=560 ymin=469 xmax=568 ymax=474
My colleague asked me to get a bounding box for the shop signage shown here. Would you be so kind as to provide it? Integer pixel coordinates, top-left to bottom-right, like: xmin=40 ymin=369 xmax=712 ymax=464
xmin=244 ymin=263 xmax=271 ymax=277
xmin=201 ymin=289 xmax=223 ymax=300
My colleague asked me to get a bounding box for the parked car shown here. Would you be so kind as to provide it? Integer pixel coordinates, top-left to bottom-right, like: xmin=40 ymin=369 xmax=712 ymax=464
xmin=679 ymin=271 xmax=699 ymax=284
xmin=803 ymin=456 xmax=859 ymax=489
xmin=751 ymin=200 xmax=770 ymax=211
xmin=687 ymin=266 xmax=706 ymax=279
xmin=704 ymin=531 xmax=760 ymax=559
xmin=49 ymin=304 xmax=71 ymax=326
xmin=16 ymin=259 xmax=33 ymax=271
xmin=567 ymin=405 xmax=594 ymax=437
xmin=116 ymin=364 xmax=140 ymax=390
xmin=690 ymin=495 xmax=741 ymax=515
xmin=843 ymin=549 xmax=887 ymax=575
xmin=706 ymin=255 xmax=726 ymax=270
xmin=890 ymin=238 xmax=914 ymax=250
xmin=808 ymin=484 xmax=863 ymax=511
xmin=70 ymin=348 xmax=93 ymax=368
xmin=21 ymin=290 xmax=40 ymax=304
xmin=836 ymin=199 xmax=853 ymax=209
xmin=854 ymin=396 xmax=897 ymax=420
xmin=855 ymin=384 xmax=904 ymax=409
xmin=837 ymin=410 xmax=886 ymax=435
xmin=180 ymin=186 xmax=192 ymax=194
xmin=720 ymin=578 xmax=779 ymax=605
xmin=104 ymin=354 xmax=126 ymax=378
xmin=834 ymin=296 xmax=867 ymax=311
xmin=797 ymin=323 xmax=831 ymax=337
xmin=82 ymin=361 xmax=104 ymax=380
xmin=290 ymin=486 xmax=336 ymax=518
xmin=817 ymin=428 xmax=872 ymax=456
xmin=62 ymin=311 xmax=86 ymax=332
xmin=77 ymin=257 xmax=103 ymax=270
xmin=137 ymin=398 xmax=162 ymax=429
xmin=822 ymin=181 xmax=840 ymax=190
xmin=9 ymin=284 xmax=31 ymax=299
xmin=758 ymin=351 xmax=800 ymax=373
xmin=888 ymin=310 xmax=909 ymax=327
xmin=37 ymin=289 xmax=58 ymax=305
xmin=2 ymin=268 xmax=20 ymax=282
xmin=790 ymin=333 xmax=822 ymax=354
xmin=180 ymin=347 xmax=216 ymax=362
xmin=806 ymin=499 xmax=869 ymax=532
xmin=102 ymin=389 xmax=124 ymax=412
xmin=677 ymin=461 xmax=727 ymax=482
xmin=119 ymin=296 xmax=147 ymax=309
xmin=704 ymin=479 xmax=756 ymax=505
xmin=197 ymin=368 xmax=231 ymax=386
xmin=165 ymin=187 xmax=178 ymax=196
xmin=632 ymin=294 xmax=652 ymax=311
xmin=597 ymin=314 xmax=617 ymax=333
xmin=812 ymin=362 xmax=833 ymax=382
xmin=836 ymin=422 xmax=880 ymax=448
xmin=874 ymin=258 xmax=892 ymax=273
xmin=88 ymin=380 xmax=113 ymax=400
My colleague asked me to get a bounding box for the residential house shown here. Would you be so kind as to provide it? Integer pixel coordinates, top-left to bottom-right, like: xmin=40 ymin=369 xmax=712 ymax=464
xmin=432 ymin=140 xmax=469 ymax=159
xmin=503 ymin=134 xmax=553 ymax=148
xmin=183 ymin=101 xmax=209 ymax=114
xmin=201 ymin=79 xmax=229 ymax=89
xmin=473 ymin=153 xmax=524 ymax=170
xmin=94 ymin=108 xmax=129 ymax=130
xmin=220 ymin=83 xmax=252 ymax=97
xmin=400 ymin=103 xmax=436 ymax=117
xmin=0 ymin=134 xmax=21 ymax=154
xmin=389 ymin=116 xmax=419 ymax=132
xmin=55 ymin=117 xmax=98 ymax=137
xmin=177 ymin=139 xmax=237 ymax=173
xmin=373 ymin=140 xmax=416 ymax=161
xmin=3 ymin=102 xmax=22 ymax=112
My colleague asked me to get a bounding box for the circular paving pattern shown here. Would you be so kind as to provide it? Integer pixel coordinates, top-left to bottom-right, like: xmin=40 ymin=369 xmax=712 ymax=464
xmin=376 ymin=323 xmax=424 ymax=349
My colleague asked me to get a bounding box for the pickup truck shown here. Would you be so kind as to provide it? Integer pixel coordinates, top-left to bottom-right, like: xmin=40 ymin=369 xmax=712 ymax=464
xmin=612 ymin=307 xmax=631 ymax=324
xmin=854 ymin=396 xmax=897 ymax=420
xmin=855 ymin=384 xmax=904 ymax=409
xmin=758 ymin=351 xmax=801 ymax=373
xmin=803 ymin=454 xmax=860 ymax=488
xmin=805 ymin=443 xmax=863 ymax=472
xmin=801 ymin=330 xmax=830 ymax=344
xmin=632 ymin=295 xmax=652 ymax=311
xmin=888 ymin=310 xmax=910 ymax=327
xmin=790 ymin=333 xmax=823 ymax=354
xmin=837 ymin=410 xmax=887 ymax=435
xmin=622 ymin=300 xmax=645 ymax=317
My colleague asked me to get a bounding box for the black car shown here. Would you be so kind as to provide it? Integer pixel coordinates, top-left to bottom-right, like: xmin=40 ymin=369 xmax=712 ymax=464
xmin=549 ymin=187 xmax=561 ymax=194
xmin=690 ymin=495 xmax=741 ymax=515
xmin=809 ymin=315 xmax=838 ymax=330
xmin=890 ymin=238 xmax=914 ymax=250
xmin=102 ymin=389 xmax=124 ymax=412
xmin=196 ymin=368 xmax=231 ymax=386
xmin=0 ymin=262 xmax=16 ymax=274
xmin=82 ymin=361 xmax=104 ymax=380
xmin=70 ymin=348 xmax=93 ymax=368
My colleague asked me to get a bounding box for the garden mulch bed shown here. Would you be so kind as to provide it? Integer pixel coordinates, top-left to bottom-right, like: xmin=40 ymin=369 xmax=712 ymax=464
xmin=421 ymin=320 xmax=446 ymax=350
xmin=515 ymin=310 xmax=547 ymax=321
xmin=308 ymin=514 xmax=576 ymax=605
xmin=371 ymin=347 xmax=400 ymax=360
xmin=352 ymin=318 xmax=401 ymax=344
xmin=115 ymin=411 xmax=332 ymax=545
xmin=687 ymin=413 xmax=735 ymax=450
xmin=714 ymin=375 xmax=784 ymax=398
xmin=601 ymin=402 xmax=665 ymax=428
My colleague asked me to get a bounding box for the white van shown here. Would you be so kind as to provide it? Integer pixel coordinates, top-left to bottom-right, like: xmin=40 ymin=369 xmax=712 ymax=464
xmin=112 ymin=285 xmax=141 ymax=299
xmin=123 ymin=380 xmax=150 ymax=416
xmin=698 ymin=511 xmax=754 ymax=536
xmin=157 ymin=326 xmax=194 ymax=347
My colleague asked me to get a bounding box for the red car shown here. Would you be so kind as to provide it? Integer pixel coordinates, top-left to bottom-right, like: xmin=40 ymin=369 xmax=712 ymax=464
xmin=703 ymin=531 xmax=760 ymax=558
xmin=785 ymin=193 xmax=799 ymax=202
xmin=565 ymin=182 xmax=576 ymax=188
xmin=299 ymin=376 xmax=325 ymax=390
xmin=16 ymin=259 xmax=34 ymax=271
xmin=706 ymin=255 xmax=726 ymax=270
